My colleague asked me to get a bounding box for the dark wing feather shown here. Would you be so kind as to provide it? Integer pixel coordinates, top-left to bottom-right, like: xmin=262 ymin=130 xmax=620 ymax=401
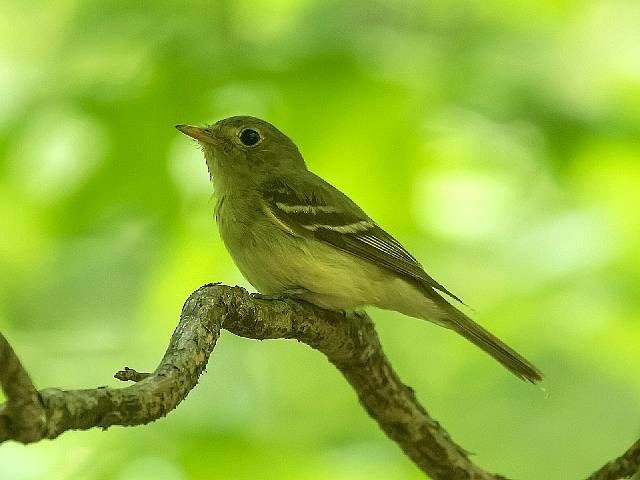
xmin=261 ymin=176 xmax=465 ymax=304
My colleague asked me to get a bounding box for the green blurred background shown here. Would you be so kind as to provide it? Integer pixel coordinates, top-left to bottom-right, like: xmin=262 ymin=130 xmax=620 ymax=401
xmin=1 ymin=1 xmax=639 ymax=479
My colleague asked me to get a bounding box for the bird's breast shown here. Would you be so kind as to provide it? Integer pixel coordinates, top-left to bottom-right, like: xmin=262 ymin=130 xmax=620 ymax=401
xmin=215 ymin=194 xmax=287 ymax=291
xmin=214 ymin=194 xmax=400 ymax=310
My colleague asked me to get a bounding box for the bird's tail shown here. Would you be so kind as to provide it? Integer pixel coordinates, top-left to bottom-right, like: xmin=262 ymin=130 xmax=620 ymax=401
xmin=435 ymin=299 xmax=543 ymax=383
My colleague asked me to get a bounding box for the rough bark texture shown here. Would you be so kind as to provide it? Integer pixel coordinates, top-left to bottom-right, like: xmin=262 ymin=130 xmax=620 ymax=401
xmin=0 ymin=283 xmax=638 ymax=480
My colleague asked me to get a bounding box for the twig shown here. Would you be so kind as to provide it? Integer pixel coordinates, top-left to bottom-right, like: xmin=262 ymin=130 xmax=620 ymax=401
xmin=114 ymin=367 xmax=150 ymax=383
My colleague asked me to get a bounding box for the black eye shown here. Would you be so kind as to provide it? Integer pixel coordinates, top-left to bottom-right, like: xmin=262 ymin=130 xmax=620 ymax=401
xmin=239 ymin=128 xmax=261 ymax=146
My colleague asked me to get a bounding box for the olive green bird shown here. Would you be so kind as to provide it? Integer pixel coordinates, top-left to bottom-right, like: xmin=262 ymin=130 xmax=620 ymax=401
xmin=176 ymin=116 xmax=543 ymax=383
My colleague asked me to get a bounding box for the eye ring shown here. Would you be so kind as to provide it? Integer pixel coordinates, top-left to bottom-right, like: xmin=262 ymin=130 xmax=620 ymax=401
xmin=239 ymin=128 xmax=261 ymax=147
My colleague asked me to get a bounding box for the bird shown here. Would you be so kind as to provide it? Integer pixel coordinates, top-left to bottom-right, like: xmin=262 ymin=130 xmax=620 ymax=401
xmin=176 ymin=116 xmax=543 ymax=383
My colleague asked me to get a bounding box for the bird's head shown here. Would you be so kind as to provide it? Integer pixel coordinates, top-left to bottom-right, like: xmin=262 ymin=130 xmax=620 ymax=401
xmin=176 ymin=116 xmax=306 ymax=185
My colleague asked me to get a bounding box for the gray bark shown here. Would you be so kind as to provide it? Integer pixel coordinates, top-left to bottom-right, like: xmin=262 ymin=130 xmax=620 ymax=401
xmin=0 ymin=284 xmax=637 ymax=479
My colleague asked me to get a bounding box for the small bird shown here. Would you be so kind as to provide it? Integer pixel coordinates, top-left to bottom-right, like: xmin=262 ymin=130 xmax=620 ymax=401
xmin=176 ymin=116 xmax=543 ymax=383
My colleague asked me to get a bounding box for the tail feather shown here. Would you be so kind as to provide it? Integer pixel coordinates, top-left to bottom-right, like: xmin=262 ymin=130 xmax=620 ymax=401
xmin=438 ymin=302 xmax=543 ymax=383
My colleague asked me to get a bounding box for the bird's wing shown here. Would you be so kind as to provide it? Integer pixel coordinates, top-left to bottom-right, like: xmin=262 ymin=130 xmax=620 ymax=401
xmin=260 ymin=175 xmax=464 ymax=304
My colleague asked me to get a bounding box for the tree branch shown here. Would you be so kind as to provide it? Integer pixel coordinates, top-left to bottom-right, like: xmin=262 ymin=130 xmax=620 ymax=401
xmin=586 ymin=440 xmax=640 ymax=480
xmin=0 ymin=332 xmax=45 ymax=443
xmin=0 ymin=284 xmax=637 ymax=479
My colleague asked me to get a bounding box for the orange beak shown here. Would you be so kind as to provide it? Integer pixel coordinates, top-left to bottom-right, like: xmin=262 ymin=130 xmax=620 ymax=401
xmin=175 ymin=125 xmax=216 ymax=144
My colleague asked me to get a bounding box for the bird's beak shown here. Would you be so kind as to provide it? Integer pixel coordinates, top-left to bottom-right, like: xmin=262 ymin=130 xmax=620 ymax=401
xmin=175 ymin=124 xmax=216 ymax=144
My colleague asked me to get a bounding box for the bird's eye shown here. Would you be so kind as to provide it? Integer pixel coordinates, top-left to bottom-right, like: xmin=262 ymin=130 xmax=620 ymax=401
xmin=239 ymin=128 xmax=261 ymax=146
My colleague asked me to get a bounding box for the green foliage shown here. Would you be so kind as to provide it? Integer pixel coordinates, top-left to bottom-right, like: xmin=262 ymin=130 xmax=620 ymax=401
xmin=1 ymin=1 xmax=639 ymax=479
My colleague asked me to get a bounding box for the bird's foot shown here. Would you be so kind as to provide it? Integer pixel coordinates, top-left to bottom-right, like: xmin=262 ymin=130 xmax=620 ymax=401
xmin=252 ymin=288 xmax=309 ymax=302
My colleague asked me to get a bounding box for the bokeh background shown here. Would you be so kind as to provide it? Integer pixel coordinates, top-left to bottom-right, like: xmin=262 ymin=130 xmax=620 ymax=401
xmin=1 ymin=1 xmax=639 ymax=479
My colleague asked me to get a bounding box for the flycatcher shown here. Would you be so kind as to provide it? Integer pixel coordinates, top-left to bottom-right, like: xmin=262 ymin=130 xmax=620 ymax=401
xmin=176 ymin=116 xmax=542 ymax=383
